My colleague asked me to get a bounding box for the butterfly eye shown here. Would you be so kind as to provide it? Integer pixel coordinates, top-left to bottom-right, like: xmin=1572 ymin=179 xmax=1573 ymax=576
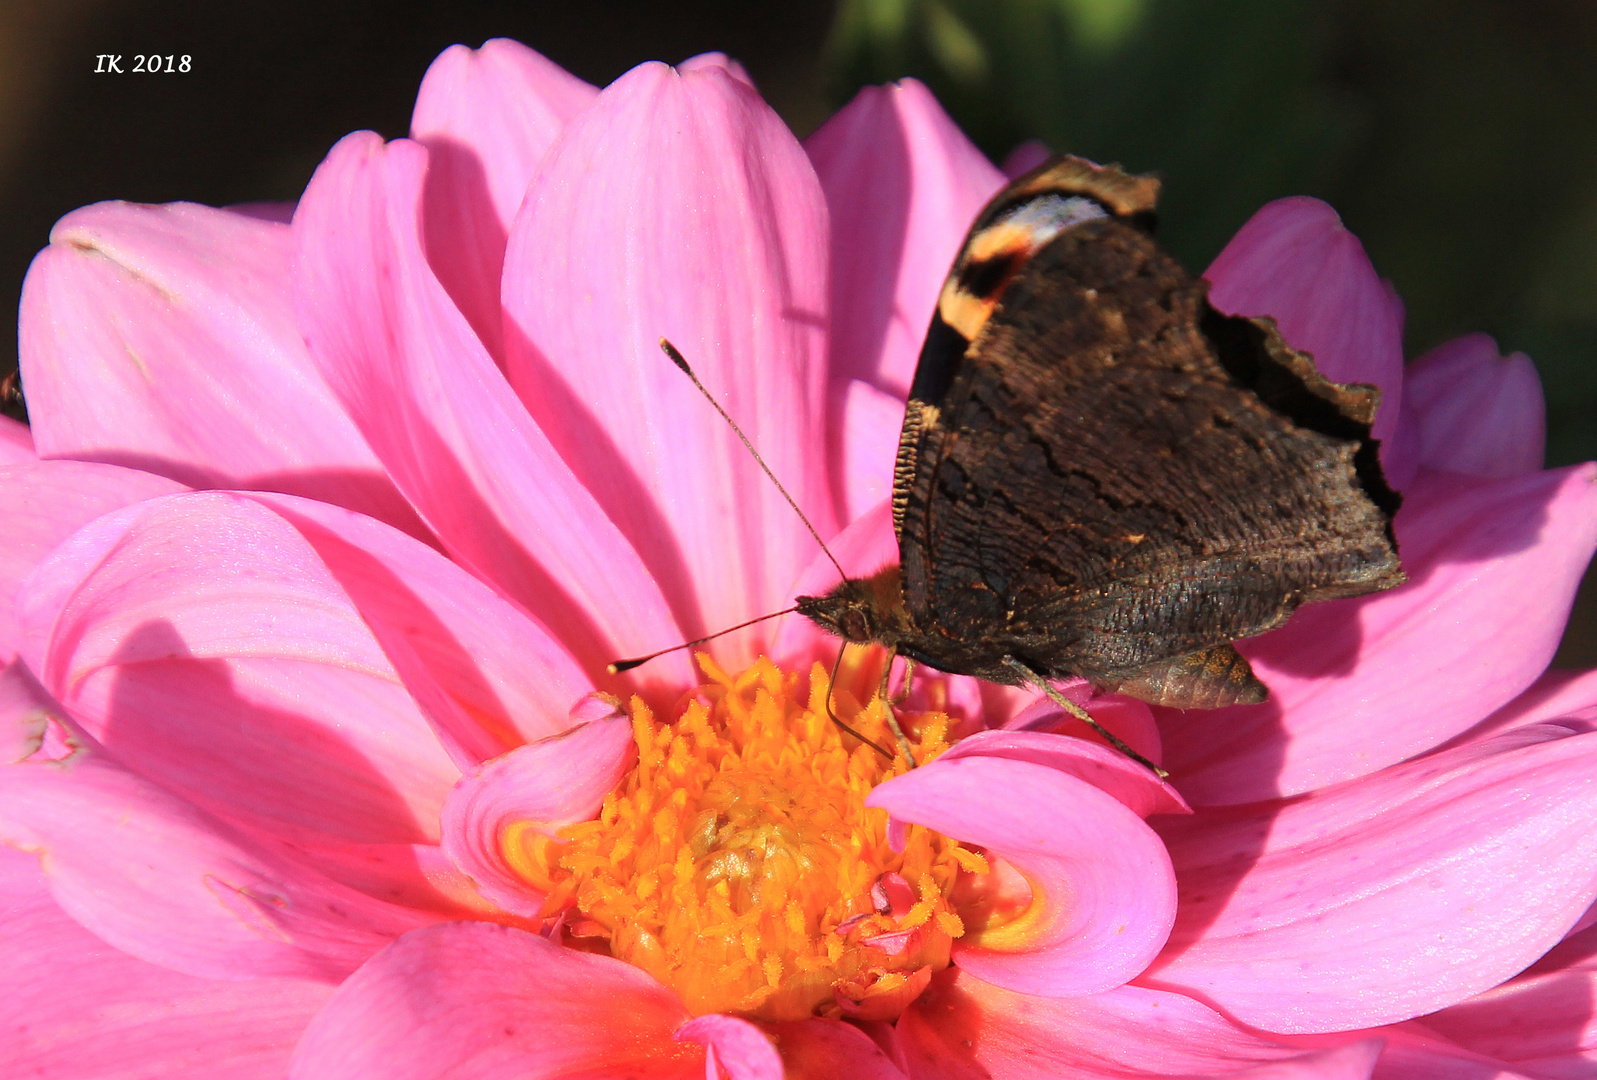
xmin=840 ymin=609 xmax=870 ymax=642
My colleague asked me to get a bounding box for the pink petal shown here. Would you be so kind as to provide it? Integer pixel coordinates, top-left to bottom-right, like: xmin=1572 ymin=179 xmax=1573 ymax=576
xmin=440 ymin=716 xmax=635 ymax=917
xmin=1162 ymin=463 xmax=1597 ymax=804
xmin=291 ymin=131 xmax=685 ymax=682
xmin=870 ymin=754 xmax=1176 ymax=996
xmin=1000 ymin=139 xmax=1053 ymax=179
xmin=807 ymin=78 xmax=1004 ymax=396
xmin=675 ymin=1015 xmax=783 ymax=1080
xmin=0 ymin=845 xmax=334 ymax=1080
xmin=939 ymin=728 xmax=1189 ymax=818
xmin=0 ymin=415 xmax=32 ymax=463
xmin=1437 ymin=666 xmax=1597 ymax=751
xmin=0 ymin=651 xmax=60 ymax=763
xmin=0 ymin=459 xmax=183 ymax=659
xmin=840 ymin=377 xmax=907 ymax=523
xmin=1360 ymin=1024 xmax=1536 ymax=1080
xmin=501 ymin=61 xmax=834 ymax=668
xmin=1285 ymin=1022 xmax=1538 ymax=1080
xmin=287 ymin=921 xmax=703 ymax=1079
xmin=0 ymin=661 xmax=435 ymax=980
xmin=1147 ymin=724 xmax=1597 ymax=1033
xmin=228 ymin=200 xmax=296 ymax=223
xmin=1002 ymin=686 xmax=1165 ymax=767
xmin=19 ymin=201 xmax=424 ymax=535
xmin=679 ymin=51 xmax=757 ymax=88
xmin=249 ymin=492 xmax=595 ymax=761
xmin=1417 ymin=919 xmax=1597 ymax=1073
xmin=1235 ymin=1045 xmax=1386 ymax=1080
xmin=895 ymin=969 xmax=1383 ymax=1079
xmin=273 ymin=837 xmax=498 ymax=920
xmin=762 ymin=1020 xmax=906 ymax=1079
xmin=1204 ymin=198 xmax=1409 ymax=482
xmin=784 ymin=497 xmax=901 ymax=600
xmin=771 ymin=497 xmax=898 ymax=670
xmin=15 ymin=491 xmax=460 ymax=846
xmin=411 ymin=39 xmax=597 ymax=361
xmin=1405 ymin=333 xmax=1545 ymax=478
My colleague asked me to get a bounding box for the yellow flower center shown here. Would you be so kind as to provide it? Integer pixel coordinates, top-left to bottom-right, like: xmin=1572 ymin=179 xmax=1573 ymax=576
xmin=504 ymin=652 xmax=989 ymax=1022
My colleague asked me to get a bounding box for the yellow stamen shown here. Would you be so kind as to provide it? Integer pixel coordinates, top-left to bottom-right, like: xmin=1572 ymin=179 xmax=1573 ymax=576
xmin=511 ymin=653 xmax=980 ymax=1021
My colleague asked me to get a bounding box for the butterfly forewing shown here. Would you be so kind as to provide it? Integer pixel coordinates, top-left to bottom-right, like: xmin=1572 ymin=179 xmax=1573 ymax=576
xmin=888 ymin=157 xmax=1403 ymax=700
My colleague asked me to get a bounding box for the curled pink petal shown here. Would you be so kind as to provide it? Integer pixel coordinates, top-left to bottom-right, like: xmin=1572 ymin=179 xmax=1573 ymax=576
xmin=870 ymin=754 xmax=1175 ymax=996
xmin=1204 ymin=197 xmax=1407 ymax=481
xmin=0 ymin=415 xmax=32 ymax=463
xmin=1003 ymin=689 xmax=1165 ymax=767
xmin=440 ymin=716 xmax=635 ymax=916
xmin=1406 ymin=332 xmax=1545 ymax=477
xmin=1163 ymin=463 xmax=1597 ymax=804
xmin=940 ymin=728 xmax=1189 ymax=818
xmin=411 ymin=39 xmax=597 ymax=360
xmin=19 ymin=201 xmax=423 ymax=534
xmin=0 ymin=459 xmax=184 ymax=660
xmin=0 ymin=663 xmax=435 ymax=980
xmin=291 ymin=131 xmax=685 ymax=681
xmin=675 ymin=1014 xmax=783 ymax=1079
xmin=1148 ymin=724 xmax=1597 ymax=1033
xmin=15 ymin=491 xmax=461 ymax=844
xmin=287 ymin=921 xmax=702 ymax=1080
xmin=502 ymin=60 xmax=834 ymax=667
xmin=249 ymin=491 xmax=594 ymax=758
xmin=0 ymin=845 xmax=334 ymax=1080
xmin=896 ymin=970 xmax=1383 ymax=1079
xmin=807 ymin=78 xmax=1003 ymax=395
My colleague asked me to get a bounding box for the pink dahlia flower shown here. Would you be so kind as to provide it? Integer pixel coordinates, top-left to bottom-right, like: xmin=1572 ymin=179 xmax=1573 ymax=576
xmin=4 ymin=37 xmax=1597 ymax=1080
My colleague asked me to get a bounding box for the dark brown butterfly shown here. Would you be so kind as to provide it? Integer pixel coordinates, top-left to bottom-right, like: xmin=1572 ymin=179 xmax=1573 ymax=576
xmin=797 ymin=156 xmax=1404 ymax=729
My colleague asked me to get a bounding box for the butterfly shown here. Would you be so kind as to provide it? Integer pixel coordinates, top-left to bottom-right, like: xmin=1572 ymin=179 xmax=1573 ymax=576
xmin=796 ymin=156 xmax=1404 ymax=735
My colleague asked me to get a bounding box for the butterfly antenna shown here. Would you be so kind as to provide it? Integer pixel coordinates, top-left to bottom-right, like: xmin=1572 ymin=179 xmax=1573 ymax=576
xmin=658 ymin=339 xmax=848 ymax=583
xmin=608 ymin=605 xmax=799 ymax=674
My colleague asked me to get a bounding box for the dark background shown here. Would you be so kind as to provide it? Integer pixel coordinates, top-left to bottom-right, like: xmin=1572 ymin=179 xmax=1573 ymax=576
xmin=3 ymin=0 xmax=1594 ymax=663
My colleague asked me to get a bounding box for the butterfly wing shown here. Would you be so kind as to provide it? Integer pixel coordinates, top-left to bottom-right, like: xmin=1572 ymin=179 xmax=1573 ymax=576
xmin=892 ymin=158 xmax=1403 ymax=699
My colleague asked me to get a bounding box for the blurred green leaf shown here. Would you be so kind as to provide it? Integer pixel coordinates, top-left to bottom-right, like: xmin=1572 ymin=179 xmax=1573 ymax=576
xmin=826 ymin=0 xmax=1359 ymax=271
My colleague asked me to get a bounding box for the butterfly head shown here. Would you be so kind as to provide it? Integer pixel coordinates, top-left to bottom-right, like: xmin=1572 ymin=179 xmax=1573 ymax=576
xmin=795 ymin=566 xmax=910 ymax=649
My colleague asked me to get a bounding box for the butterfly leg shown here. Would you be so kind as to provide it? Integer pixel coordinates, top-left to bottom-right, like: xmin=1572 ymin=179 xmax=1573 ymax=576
xmin=891 ymin=657 xmax=918 ymax=707
xmin=825 ymin=645 xmax=895 ymax=762
xmin=1000 ymin=657 xmax=1168 ymax=778
xmin=874 ymin=647 xmax=919 ymax=767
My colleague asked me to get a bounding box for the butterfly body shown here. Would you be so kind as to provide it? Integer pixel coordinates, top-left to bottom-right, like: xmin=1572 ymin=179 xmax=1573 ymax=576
xmin=798 ymin=157 xmax=1404 ymax=710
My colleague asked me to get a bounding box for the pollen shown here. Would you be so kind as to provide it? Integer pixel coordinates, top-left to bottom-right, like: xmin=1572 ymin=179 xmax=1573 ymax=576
xmin=513 ymin=653 xmax=978 ymax=1022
